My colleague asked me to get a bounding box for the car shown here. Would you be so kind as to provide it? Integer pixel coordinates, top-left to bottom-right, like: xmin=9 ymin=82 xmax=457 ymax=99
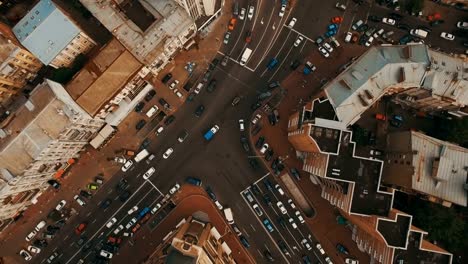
xmin=47 ymin=179 xmax=61 ymax=189
xmin=231 ymin=223 xmax=242 ymax=236
xmin=368 ymin=15 xmax=381 ymax=22
xmin=177 ymin=130 xmax=189 ymax=143
xmin=144 ymin=90 xmax=156 ymax=101
xmin=457 ymin=21 xmax=468 ymax=29
xmin=290 ymin=168 xmax=301 ymax=180
xmin=127 ymin=206 xmax=138 ymax=215
xmin=239 ymin=8 xmax=246 ymax=20
xmin=357 ymin=23 xmax=369 ymax=32
xmin=323 ymin=42 xmax=333 ymax=52
xmin=87 ymin=183 xmax=99 ymax=191
xmin=238 ymin=119 xmax=245 ymax=131
xmin=276 ymin=201 xmax=287 ymax=214
xmin=161 ymin=73 xmax=172 ymax=84
xmin=163 ymin=148 xmax=174 ymax=159
xmin=75 ymin=223 xmax=87 ymax=235
xmin=100 ymin=250 xmax=113 ymax=259
xmin=389 ymin=12 xmax=403 ymax=20
xmin=260 ymin=143 xmax=269 ymax=154
xmin=223 ymin=32 xmax=231 ymax=44
xmin=174 ymin=89 xmax=183 ymax=98
xmin=121 ymin=159 xmax=134 ymax=172
xmin=228 ymin=18 xmax=236 ymax=30
xmin=370 ymin=149 xmax=383 ymax=156
xmin=206 ymin=187 xmax=217 ymax=200
xmin=169 ymin=183 xmax=181 ymax=194
xmin=365 ymin=36 xmax=375 ymax=46
xmin=287 ymin=199 xmax=297 ymax=209
xmin=278 ymin=240 xmax=290 ymax=255
xmin=74 ymin=195 xmax=86 ymax=206
xmin=245 ymin=30 xmax=252 ymax=43
xmin=345 ymin=258 xmax=358 ymax=264
xmin=134 ymin=102 xmax=145 ymax=112
xmin=267 ymin=58 xmax=278 ymax=70
xmin=247 ymin=6 xmax=255 ymax=20
xmin=279 ymin=4 xmax=286 ymax=17
xmin=221 ymin=55 xmax=229 ymax=67
xmin=290 ymin=59 xmax=301 ymax=70
xmin=243 ymin=190 xmax=255 ymax=203
xmin=294 ymin=36 xmax=304 ymax=47
xmin=382 ymin=17 xmax=396 ymax=25
xmin=264 ymin=249 xmax=275 ymax=261
xmin=251 ymin=114 xmax=262 ymax=125
xmin=302 ymin=238 xmax=312 ymax=250
xmin=352 ymin=20 xmax=363 ymax=31
xmin=151 ymin=203 xmax=162 ymax=214
xmin=263 ymin=219 xmax=274 ymax=232
xmin=142 ymin=167 xmax=156 ymax=180
xmin=288 ymin=217 xmax=298 ymax=229
xmin=20 ymin=249 xmax=32 ymax=261
xmin=318 ymin=47 xmax=330 ymax=58
xmin=397 ymin=23 xmax=411 ymax=30
xmin=253 ymin=204 xmax=263 ymax=216
xmin=27 ymin=245 xmax=41 ymax=254
xmin=295 ymin=210 xmax=305 ymax=223
xmin=113 ymin=225 xmax=124 ymax=235
xmin=46 ymin=252 xmax=59 ymax=263
xmin=164 ymin=115 xmax=175 ymax=125
xmin=100 ymin=198 xmax=112 ymax=209
xmin=430 ymin=20 xmax=444 ymax=27
xmin=194 ymin=104 xmax=205 ymax=117
xmin=275 ymin=184 xmax=284 ymax=195
xmin=344 ymin=32 xmax=352 ymax=43
xmin=336 ymin=243 xmax=349 ymax=254
xmin=240 ymin=135 xmax=250 ymax=152
xmin=125 ymin=218 xmax=137 ymax=229
xmin=288 ymin=17 xmax=297 ymax=28
xmin=106 ymin=218 xmax=117 ymax=228
xmin=135 ymin=119 xmax=146 ymax=130
xmin=55 ymin=200 xmax=66 ymax=211
xmin=26 ymin=230 xmax=37 ymax=241
xmin=316 ymin=243 xmax=326 ymax=254
xmin=440 ymin=32 xmax=455 ymax=40
xmin=255 ymin=136 xmax=265 ymax=148
xmin=169 ymin=80 xmax=179 ymax=89
xmin=373 ymin=28 xmax=385 ymax=38
xmin=240 ymin=235 xmax=250 ymax=248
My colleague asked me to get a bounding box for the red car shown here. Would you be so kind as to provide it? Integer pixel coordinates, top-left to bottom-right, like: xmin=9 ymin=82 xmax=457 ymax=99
xmin=245 ymin=30 xmax=252 ymax=43
xmin=75 ymin=223 xmax=87 ymax=235
xmin=375 ymin=114 xmax=387 ymax=121
xmin=331 ymin=16 xmax=343 ymax=24
xmin=228 ymin=18 xmax=237 ymax=30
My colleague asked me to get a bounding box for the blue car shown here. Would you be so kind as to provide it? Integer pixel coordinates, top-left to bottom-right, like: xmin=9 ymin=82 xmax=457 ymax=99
xmin=263 ymin=219 xmax=274 ymax=232
xmin=267 ymin=58 xmax=279 ymax=70
xmin=327 ymin=23 xmax=338 ymax=31
xmin=325 ymin=29 xmax=337 ymax=38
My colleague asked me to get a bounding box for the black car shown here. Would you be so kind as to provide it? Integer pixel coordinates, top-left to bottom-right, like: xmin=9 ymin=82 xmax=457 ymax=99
xmin=47 ymin=179 xmax=61 ymax=189
xmin=251 ymin=184 xmax=261 ymax=195
xmin=144 ymin=90 xmax=156 ymax=101
xmin=290 ymin=168 xmax=301 ymax=180
xmin=134 ymin=102 xmax=145 ymax=112
xmin=268 ymin=112 xmax=277 ymax=125
xmin=116 ymin=179 xmax=128 ymax=191
xmin=159 ymin=98 xmax=171 ymax=109
xmin=140 ymin=138 xmax=151 ymax=150
xmin=290 ymin=59 xmax=301 ymax=70
xmin=264 ymin=250 xmax=275 ymax=262
xmin=265 ymin=149 xmax=274 ymax=161
xmin=430 ymin=20 xmax=444 ymax=27
xmin=251 ymin=101 xmax=262 ymax=110
xmin=206 ymin=186 xmax=217 ymax=200
xmin=161 ymin=73 xmax=172 ymax=84
xmin=277 ymin=216 xmax=287 ymax=228
xmin=135 ymin=119 xmax=146 ymax=130
xmin=164 ymin=115 xmax=175 ymax=125
xmin=239 ymin=235 xmax=250 ymax=248
xmin=302 ymin=255 xmax=312 ymax=264
xmin=80 ymin=190 xmax=92 ymax=199
xmin=263 ymin=193 xmax=272 ymax=205
xmin=119 ymin=190 xmax=131 ymax=202
xmin=209 ymin=58 xmax=219 ymax=70
xmin=82 ymin=242 xmax=92 ymax=252
xmin=202 ymin=71 xmax=212 ymax=82
xmin=100 ymin=198 xmax=112 ymax=209
xmin=389 ymin=13 xmax=403 ymax=20
xmin=33 ymin=239 xmax=48 ymax=248
xmin=47 ymin=225 xmax=60 ymax=232
xmin=263 ymin=179 xmax=274 ymax=191
xmin=368 ymin=15 xmax=381 ymax=22
xmin=76 ymin=236 xmax=87 ymax=247
xmin=240 ymin=136 xmax=250 ymax=152
xmin=359 ymin=35 xmax=369 ymax=45
xmin=255 ymin=136 xmax=265 ymax=148
xmin=56 ymin=219 xmax=66 ymax=227
xmin=396 ymin=23 xmax=411 ymax=31
xmin=277 ymin=240 xmax=289 ymax=255
xmin=248 ymin=158 xmax=259 ymax=169
xmin=195 ymin=105 xmax=205 ymax=117
xmin=187 ymin=92 xmax=196 ymax=102
xmin=206 ymin=79 xmax=217 ymax=92
xmin=399 ymin=34 xmax=412 ymax=44
xmin=357 ymin=24 xmax=369 ymax=32
xmin=368 ymin=131 xmax=376 ymax=145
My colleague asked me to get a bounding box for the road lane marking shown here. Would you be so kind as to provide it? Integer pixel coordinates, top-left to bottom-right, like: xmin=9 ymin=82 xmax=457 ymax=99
xmin=257 ymin=249 xmax=263 ymax=258
xmin=63 ymin=235 xmax=69 ymax=240
xmin=267 ymin=44 xmax=294 ymax=82
xmin=242 ymin=228 xmax=250 ymax=237
xmin=253 ymin=172 xmax=270 ymax=185
xmin=250 ymin=224 xmax=256 ymax=232
xmin=250 ymin=0 xmax=277 ymax=69
xmin=145 ymin=179 xmax=164 ymax=196
xmin=91 ymin=219 xmax=97 ymax=224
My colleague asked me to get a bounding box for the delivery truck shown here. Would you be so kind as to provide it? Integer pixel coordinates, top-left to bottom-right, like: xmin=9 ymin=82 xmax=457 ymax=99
xmin=204 ymin=125 xmax=220 ymax=141
xmin=134 ymin=149 xmax=149 ymax=162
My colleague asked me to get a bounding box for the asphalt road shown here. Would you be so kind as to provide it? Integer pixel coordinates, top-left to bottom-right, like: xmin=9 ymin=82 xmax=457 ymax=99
xmin=20 ymin=1 xmax=468 ymax=264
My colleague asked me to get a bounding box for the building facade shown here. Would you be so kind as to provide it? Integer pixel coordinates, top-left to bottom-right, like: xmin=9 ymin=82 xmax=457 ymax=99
xmin=0 ymin=80 xmax=104 ymax=231
xmin=174 ymin=0 xmax=216 ymax=20
xmin=12 ymin=0 xmax=96 ymax=68
xmin=0 ymin=23 xmax=42 ymax=106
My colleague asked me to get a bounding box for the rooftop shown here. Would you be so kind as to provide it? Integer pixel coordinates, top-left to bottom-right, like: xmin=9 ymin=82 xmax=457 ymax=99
xmin=12 ymin=0 xmax=80 ymax=65
xmin=324 ymin=45 xmax=468 ymax=127
xmin=394 ymin=232 xmax=452 ymax=264
xmin=66 ymin=38 xmax=142 ymax=116
xmin=376 ymin=213 xmax=411 ymax=248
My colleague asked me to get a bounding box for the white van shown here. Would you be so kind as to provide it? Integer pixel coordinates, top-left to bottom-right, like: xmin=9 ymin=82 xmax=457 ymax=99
xmin=410 ymin=29 xmax=428 ymax=39
xmin=34 ymin=220 xmax=46 ymax=232
xmin=146 ymin=105 xmax=159 ymax=118
xmin=194 ymin=83 xmax=203 ymax=94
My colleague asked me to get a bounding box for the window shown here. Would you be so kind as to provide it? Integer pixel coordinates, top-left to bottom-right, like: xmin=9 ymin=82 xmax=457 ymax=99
xmin=35 ymin=10 xmax=39 ymax=15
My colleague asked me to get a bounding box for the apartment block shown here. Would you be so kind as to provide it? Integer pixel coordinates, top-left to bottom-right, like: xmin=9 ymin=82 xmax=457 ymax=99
xmin=12 ymin=0 xmax=96 ymax=68
xmin=0 ymin=23 xmax=42 ymax=106
xmin=146 ymin=216 xmax=235 ymax=263
xmin=174 ymin=0 xmax=216 ymax=20
xmin=0 ymin=80 xmax=104 ymax=231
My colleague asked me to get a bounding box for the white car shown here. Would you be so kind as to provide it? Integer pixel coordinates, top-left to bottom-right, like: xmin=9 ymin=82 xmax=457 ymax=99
xmin=114 ymin=157 xmax=126 ymax=164
xmin=125 ymin=217 xmax=137 ymax=229
xmin=27 ymin=246 xmax=41 ymax=254
xmin=295 ymin=210 xmax=305 ymax=223
xmin=169 ymin=183 xmax=181 ymax=194
xmin=382 ymin=18 xmax=396 ymax=25
xmin=55 ymin=200 xmax=66 ymax=211
xmin=143 ymin=167 xmax=155 ymax=180
xmin=127 ymin=206 xmax=138 ymax=215
xmin=151 ymin=203 xmax=162 ymax=214
xmin=34 ymin=220 xmax=46 ymax=232
xmin=113 ymin=225 xmax=124 ymax=235
xmin=365 ymin=36 xmax=374 ymax=47
xmin=345 ymin=258 xmax=358 ymax=264
xmin=288 ymin=17 xmax=297 ymax=28
xmin=325 ymin=257 xmax=333 ymax=264
xmin=163 ymin=148 xmax=174 ymax=159
xmin=279 ymin=4 xmax=286 ymax=17
xmin=100 ymin=250 xmax=113 ymax=259
xmin=239 ymin=119 xmax=245 ymax=131
xmin=106 ymin=217 xmax=117 ymax=228
xmin=121 ymin=160 xmax=134 ymax=172
xmin=288 ymin=199 xmax=296 ymax=209
xmin=247 ymin=6 xmax=255 ymax=20
xmin=302 ymin=239 xmax=312 ymax=251
xmin=318 ymin=47 xmax=330 ymax=58
xmin=223 ymin=32 xmax=231 ymax=45
xmin=239 ymin=8 xmax=246 ymax=20
xmin=457 ymin=21 xmax=468 ymax=29
xmin=440 ymin=32 xmax=455 ymax=40
xmin=251 ymin=114 xmax=262 ymax=124
xmin=74 ymin=195 xmax=86 ymax=206
xmin=169 ymin=80 xmax=179 ymax=90
xmin=252 ymin=204 xmax=263 ymax=216
xmin=215 ymin=200 xmax=223 ymax=210
xmin=20 ymin=250 xmax=32 ymax=261
xmin=288 ymin=217 xmax=297 ymax=229
xmin=260 ymin=143 xmax=269 ymax=154
xmin=316 ymin=243 xmax=326 ymax=254
xmin=344 ymin=32 xmax=352 ymax=43
xmin=294 ymin=36 xmax=304 ymax=47
xmin=25 ymin=230 xmax=37 ymax=241
xmin=323 ymin=42 xmax=333 ymax=52
xmin=276 ymin=201 xmax=287 ymax=214
xmin=275 ymin=184 xmax=284 ymax=195
xmin=174 ymin=90 xmax=183 ymax=98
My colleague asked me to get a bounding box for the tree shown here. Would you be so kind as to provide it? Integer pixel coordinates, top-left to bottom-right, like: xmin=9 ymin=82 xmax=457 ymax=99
xmin=407 ymin=0 xmax=424 ymax=13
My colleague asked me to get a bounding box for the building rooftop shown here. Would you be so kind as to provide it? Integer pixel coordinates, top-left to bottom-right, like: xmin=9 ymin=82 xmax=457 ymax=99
xmin=166 ymin=248 xmax=196 ymax=264
xmin=376 ymin=213 xmax=411 ymax=248
xmin=0 ymin=32 xmax=18 ymax=63
xmin=66 ymin=39 xmax=142 ymax=116
xmin=394 ymin=231 xmax=452 ymax=264
xmin=324 ymin=45 xmax=468 ymax=127
xmin=12 ymin=0 xmax=80 ymax=65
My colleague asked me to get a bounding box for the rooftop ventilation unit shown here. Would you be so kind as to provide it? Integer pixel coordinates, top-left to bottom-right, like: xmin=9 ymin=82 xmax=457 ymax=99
xmin=339 ymin=79 xmax=352 ymax=90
